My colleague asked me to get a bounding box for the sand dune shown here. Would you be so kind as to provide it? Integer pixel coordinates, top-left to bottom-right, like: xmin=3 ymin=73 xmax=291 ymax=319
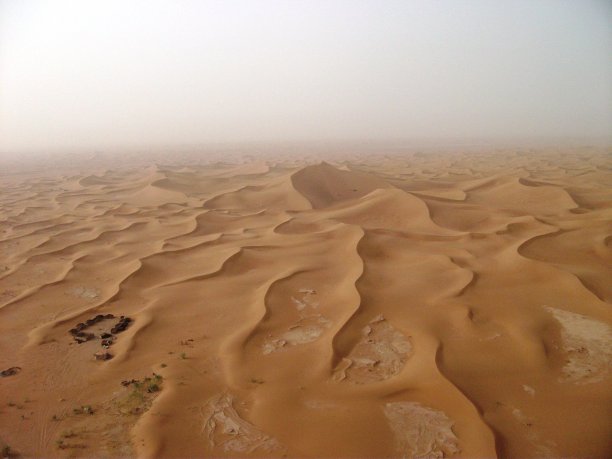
xmin=0 ymin=148 xmax=611 ymax=458
xmin=291 ymin=162 xmax=393 ymax=208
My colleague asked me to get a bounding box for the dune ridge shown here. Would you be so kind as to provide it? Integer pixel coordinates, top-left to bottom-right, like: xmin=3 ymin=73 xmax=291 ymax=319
xmin=0 ymin=148 xmax=611 ymax=458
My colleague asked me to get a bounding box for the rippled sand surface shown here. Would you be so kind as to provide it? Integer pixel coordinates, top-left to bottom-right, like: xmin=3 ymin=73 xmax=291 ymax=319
xmin=1 ymin=148 xmax=611 ymax=458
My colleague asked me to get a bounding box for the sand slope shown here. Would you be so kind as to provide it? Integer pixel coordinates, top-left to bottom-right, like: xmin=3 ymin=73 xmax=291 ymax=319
xmin=0 ymin=148 xmax=611 ymax=458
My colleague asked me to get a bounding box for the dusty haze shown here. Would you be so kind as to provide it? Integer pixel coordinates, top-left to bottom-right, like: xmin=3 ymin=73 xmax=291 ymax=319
xmin=1 ymin=0 xmax=611 ymax=156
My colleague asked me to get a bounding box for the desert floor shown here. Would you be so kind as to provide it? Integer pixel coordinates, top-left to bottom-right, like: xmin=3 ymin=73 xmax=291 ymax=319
xmin=0 ymin=148 xmax=611 ymax=458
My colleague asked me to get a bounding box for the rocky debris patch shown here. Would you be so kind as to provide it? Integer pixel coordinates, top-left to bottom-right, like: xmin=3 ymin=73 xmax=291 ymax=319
xmin=111 ymin=316 xmax=132 ymax=334
xmin=263 ymin=288 xmax=329 ymax=354
xmin=544 ymin=306 xmax=612 ymax=384
xmin=68 ymin=315 xmax=132 ymax=343
xmin=69 ymin=314 xmax=115 ymax=340
xmin=0 ymin=367 xmax=21 ymax=378
xmin=384 ymin=401 xmax=460 ymax=458
xmin=94 ymin=351 xmax=113 ymax=361
xmin=68 ymin=286 xmax=100 ymax=300
xmin=119 ymin=374 xmax=161 ymax=390
xmin=67 ymin=314 xmax=134 ymax=361
xmin=72 ymin=331 xmax=96 ymax=344
xmin=73 ymin=405 xmax=95 ymax=415
xmin=202 ymin=393 xmax=283 ymax=454
xmin=115 ymin=374 xmax=163 ymax=416
xmin=333 ymin=315 xmax=412 ymax=384
xmin=1 ymin=441 xmax=14 ymax=458
xmin=263 ymin=315 xmax=331 ymax=354
xmin=86 ymin=314 xmax=115 ymax=326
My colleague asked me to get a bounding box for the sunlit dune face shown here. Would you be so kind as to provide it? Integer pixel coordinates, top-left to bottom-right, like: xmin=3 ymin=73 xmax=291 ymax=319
xmin=0 ymin=148 xmax=610 ymax=458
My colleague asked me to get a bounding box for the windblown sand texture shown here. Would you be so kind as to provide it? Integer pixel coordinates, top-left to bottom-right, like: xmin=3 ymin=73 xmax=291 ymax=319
xmin=0 ymin=148 xmax=611 ymax=458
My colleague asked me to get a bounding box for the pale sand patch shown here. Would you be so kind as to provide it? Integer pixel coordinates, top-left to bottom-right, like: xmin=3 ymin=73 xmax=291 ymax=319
xmin=510 ymin=406 xmax=557 ymax=457
xmin=202 ymin=393 xmax=282 ymax=454
xmin=384 ymin=401 xmax=460 ymax=458
xmin=290 ymin=288 xmax=319 ymax=311
xmin=263 ymin=315 xmax=331 ymax=354
xmin=263 ymin=288 xmax=328 ymax=354
xmin=544 ymin=306 xmax=612 ymax=384
xmin=333 ymin=315 xmax=412 ymax=383
xmin=522 ymin=384 xmax=535 ymax=396
xmin=68 ymin=285 xmax=100 ymax=300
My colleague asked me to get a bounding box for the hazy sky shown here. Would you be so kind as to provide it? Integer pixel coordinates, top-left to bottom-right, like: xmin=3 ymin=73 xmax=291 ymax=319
xmin=1 ymin=0 xmax=611 ymax=153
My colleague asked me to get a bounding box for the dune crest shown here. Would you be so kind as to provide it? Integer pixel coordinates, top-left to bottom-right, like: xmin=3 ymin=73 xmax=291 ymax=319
xmin=291 ymin=162 xmax=393 ymax=208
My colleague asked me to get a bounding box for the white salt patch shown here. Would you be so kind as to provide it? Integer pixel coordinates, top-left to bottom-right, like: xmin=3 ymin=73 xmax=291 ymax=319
xmin=384 ymin=401 xmax=460 ymax=458
xmin=333 ymin=316 xmax=412 ymax=384
xmin=282 ymin=326 xmax=324 ymax=345
xmin=509 ymin=405 xmax=556 ymax=456
xmin=544 ymin=306 xmax=612 ymax=384
xmin=291 ymin=296 xmax=307 ymax=311
xmin=68 ymin=286 xmax=100 ymax=300
xmin=522 ymin=385 xmax=535 ymax=396
xmin=262 ymin=314 xmax=331 ymax=354
xmin=202 ymin=393 xmax=282 ymax=453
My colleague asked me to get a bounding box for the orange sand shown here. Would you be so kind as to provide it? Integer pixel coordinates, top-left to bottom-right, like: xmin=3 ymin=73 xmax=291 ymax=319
xmin=0 ymin=148 xmax=611 ymax=458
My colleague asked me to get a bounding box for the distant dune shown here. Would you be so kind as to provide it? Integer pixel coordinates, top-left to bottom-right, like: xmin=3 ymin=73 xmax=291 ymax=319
xmin=0 ymin=148 xmax=611 ymax=458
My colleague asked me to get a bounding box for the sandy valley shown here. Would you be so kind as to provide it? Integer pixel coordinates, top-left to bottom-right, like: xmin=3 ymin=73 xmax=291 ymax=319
xmin=0 ymin=148 xmax=611 ymax=458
